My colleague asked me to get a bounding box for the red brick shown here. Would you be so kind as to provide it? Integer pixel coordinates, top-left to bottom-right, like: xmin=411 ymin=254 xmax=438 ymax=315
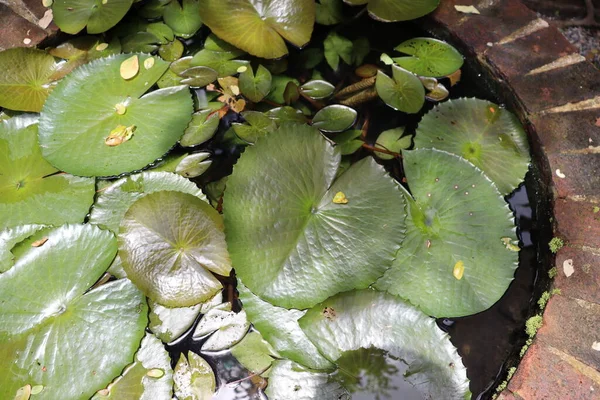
xmin=528 ymin=110 xmax=600 ymax=154
xmin=509 ymin=342 xmax=600 ymax=399
xmin=554 ymin=199 xmax=600 ymax=247
xmin=0 ymin=3 xmax=47 ymax=50
xmin=546 ymin=153 xmax=600 ymax=199
xmin=554 ymin=246 xmax=600 ymax=305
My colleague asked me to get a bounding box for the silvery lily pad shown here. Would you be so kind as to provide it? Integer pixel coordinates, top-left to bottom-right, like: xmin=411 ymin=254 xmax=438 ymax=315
xmin=173 ymin=352 xmax=216 ymax=400
xmin=193 ymin=303 xmax=250 ymax=351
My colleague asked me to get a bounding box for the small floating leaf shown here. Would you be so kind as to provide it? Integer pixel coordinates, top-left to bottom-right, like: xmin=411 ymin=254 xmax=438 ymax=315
xmin=345 ymin=0 xmax=439 ymax=22
xmin=324 ymin=31 xmax=353 ymax=70
xmin=232 ymin=111 xmax=277 ymax=143
xmin=146 ymin=369 xmax=165 ymax=378
xmin=312 ymin=105 xmax=357 ymax=132
xmin=332 ymin=191 xmax=348 ymax=204
xmin=180 ymin=110 xmax=220 ymax=147
xmin=193 ymin=303 xmax=250 ymax=351
xmin=163 ymin=0 xmax=203 ymax=38
xmin=239 ymin=64 xmax=272 ymax=103
xmin=393 ymin=38 xmax=463 ymax=78
xmin=374 ymin=127 xmax=411 ymax=160
xmin=300 ymin=80 xmax=335 ymax=99
xmin=105 ymin=124 xmax=136 ymax=147
xmin=230 ymin=331 xmax=278 ymax=374
xmin=178 ymin=66 xmax=218 ymax=87
xmin=376 ymin=65 xmax=425 ymax=113
xmin=120 ymin=55 xmax=140 ymax=80
xmin=51 ymin=0 xmax=133 ymax=34
xmin=175 ymin=152 xmax=212 ymax=178
xmin=453 ymin=261 xmax=465 ymax=280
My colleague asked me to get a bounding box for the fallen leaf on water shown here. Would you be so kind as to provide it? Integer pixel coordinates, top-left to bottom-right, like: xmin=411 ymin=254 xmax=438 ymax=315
xmin=96 ymin=43 xmax=109 ymax=51
xmin=332 ymin=191 xmax=348 ymax=204
xmin=447 ymin=69 xmax=462 ymax=86
xmin=454 ymin=5 xmax=480 ymax=14
xmin=38 ymin=9 xmax=53 ymax=29
xmin=143 ymin=57 xmax=155 ymax=70
xmin=120 ymin=55 xmax=139 ymax=80
xmin=453 ymin=261 xmax=464 ymax=280
xmin=31 ymin=237 xmax=49 ymax=247
xmin=105 ymin=125 xmax=136 ymax=147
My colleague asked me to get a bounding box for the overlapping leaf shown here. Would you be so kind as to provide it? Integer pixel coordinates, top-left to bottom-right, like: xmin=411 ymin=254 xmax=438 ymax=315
xmin=345 ymin=0 xmax=439 ymax=22
xmin=52 ymin=0 xmax=134 ymax=34
xmin=223 ymin=123 xmax=406 ymax=309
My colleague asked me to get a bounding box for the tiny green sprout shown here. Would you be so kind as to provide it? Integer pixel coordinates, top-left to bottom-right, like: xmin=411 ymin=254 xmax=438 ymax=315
xmin=548 ymin=267 xmax=558 ymax=278
xmin=146 ymin=368 xmax=165 ymax=378
xmin=551 ymin=288 xmax=561 ymax=295
xmin=525 ymin=315 xmax=543 ymax=338
xmin=548 ymin=237 xmax=564 ymax=253
xmin=538 ymin=291 xmax=551 ymax=309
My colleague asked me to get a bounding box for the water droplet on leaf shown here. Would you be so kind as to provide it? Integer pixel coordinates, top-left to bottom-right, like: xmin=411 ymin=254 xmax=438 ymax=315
xmin=30 ymin=385 xmax=44 ymax=395
xmin=114 ymin=103 xmax=127 ymax=115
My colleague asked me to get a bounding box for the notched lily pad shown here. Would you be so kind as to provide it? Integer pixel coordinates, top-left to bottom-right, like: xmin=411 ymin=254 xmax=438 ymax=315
xmin=345 ymin=0 xmax=439 ymax=22
xmin=0 ymin=224 xmax=148 ymax=399
xmin=39 ymin=54 xmax=193 ymax=177
xmin=376 ymin=65 xmax=425 ymax=114
xmin=239 ymin=64 xmax=272 ymax=103
xmin=180 ymin=110 xmax=220 ymax=147
xmin=0 ymin=115 xmax=95 ymax=229
xmin=52 ymin=0 xmax=134 ymax=34
xmin=393 ymin=37 xmax=463 ymax=78
xmin=119 ymin=190 xmax=231 ymax=307
xmin=312 ymin=105 xmax=357 ymax=133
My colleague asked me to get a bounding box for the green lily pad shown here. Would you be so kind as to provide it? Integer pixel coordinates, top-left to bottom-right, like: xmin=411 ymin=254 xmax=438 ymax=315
xmin=147 ymin=22 xmax=175 ymax=44
xmin=312 ymin=105 xmax=357 ymax=133
xmin=159 ymin=39 xmax=185 ymax=61
xmin=332 ymin=129 xmax=363 ymax=155
xmin=52 ymin=0 xmax=133 ymax=34
xmin=0 ymin=48 xmax=58 ymax=112
xmin=190 ymin=35 xmax=247 ymax=77
xmin=193 ymin=303 xmax=250 ymax=351
xmin=180 ymin=110 xmax=220 ymax=147
xmin=265 ymin=106 xmax=307 ymax=124
xmin=266 ymin=360 xmax=349 ymax=400
xmin=223 ymin=123 xmax=406 ymax=309
xmin=324 ymin=31 xmax=353 ymax=70
xmin=298 ymin=289 xmax=470 ymax=398
xmin=121 ymin=32 xmax=161 ymax=53
xmin=0 ymin=115 xmax=95 ymax=229
xmin=175 ymin=152 xmax=212 ymax=178
xmin=91 ymin=333 xmax=173 ymax=399
xmin=0 ymin=225 xmax=45 ymax=273
xmin=238 ymin=282 xmax=334 ymax=370
xmin=375 ymin=149 xmax=519 ymax=317
xmin=0 ymin=224 xmax=148 ymax=399
xmin=198 ymin=0 xmax=315 ymax=59
xmin=376 ymin=65 xmax=425 ymax=113
xmin=345 ymin=0 xmax=439 ymax=22
xmin=149 ymin=292 xmax=222 ymax=344
xmin=49 ymin=36 xmax=122 ymax=80
xmin=230 ymin=331 xmax=278 ymax=374
xmin=374 ymin=127 xmax=411 ymax=160
xmin=232 ymin=111 xmax=277 ymax=143
xmin=89 ymin=171 xmax=206 ymax=234
xmin=300 ymin=80 xmax=335 ymax=100
xmin=265 ymin=75 xmax=300 ymax=105
xmin=163 ymin=0 xmax=203 ymax=38
xmin=119 ymin=191 xmax=231 ymax=307
xmin=173 ymin=352 xmax=216 ymax=400
xmin=39 ymin=54 xmax=193 ymax=177
xmin=393 ymin=37 xmax=463 ymax=78
xmin=414 ymin=98 xmax=530 ymax=195
xmin=239 ymin=65 xmax=272 ymax=103
xmin=178 ymin=66 xmax=218 ymax=87
xmin=316 ymin=0 xmax=344 ymax=25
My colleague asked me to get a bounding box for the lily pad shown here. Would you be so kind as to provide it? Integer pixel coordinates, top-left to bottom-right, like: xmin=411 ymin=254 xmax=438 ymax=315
xmin=312 ymin=104 xmax=357 ymax=132
xmin=198 ymin=0 xmax=316 ymax=59
xmin=0 ymin=224 xmax=148 ymax=399
xmin=180 ymin=110 xmax=220 ymax=147
xmin=299 ymin=80 xmax=335 ymax=100
xmin=414 ymin=98 xmax=530 ymax=194
xmin=239 ymin=65 xmax=272 ymax=103
xmin=266 ymin=360 xmax=349 ymax=400
xmin=91 ymin=333 xmax=173 ymax=399
xmin=345 ymin=0 xmax=439 ymax=22
xmin=0 ymin=48 xmax=58 ymax=112
xmin=298 ymin=289 xmax=470 ymax=399
xmin=176 ymin=152 xmax=212 ymax=178
xmin=173 ymin=352 xmax=216 ymax=400
xmin=179 ymin=66 xmax=218 ymax=87
xmin=163 ymin=0 xmax=203 ymax=38
xmin=393 ymin=37 xmax=463 ymax=78
xmin=0 ymin=225 xmax=45 ymax=273
xmin=232 ymin=111 xmax=277 ymax=144
xmin=376 ymin=65 xmax=425 ymax=114
xmin=39 ymin=54 xmax=193 ymax=177
xmin=323 ymin=31 xmax=353 ymax=70
xmin=193 ymin=303 xmax=250 ymax=351
xmin=52 ymin=0 xmax=134 ymax=34
xmin=89 ymin=171 xmax=206 ymax=234
xmin=0 ymin=115 xmax=95 ymax=229
xmin=149 ymin=291 xmax=222 ymax=344
xmin=238 ymin=282 xmax=334 ymax=370
xmin=316 ymin=0 xmax=344 ymax=25
xmin=223 ymin=123 xmax=406 ymax=309
xmin=230 ymin=331 xmax=278 ymax=374
xmin=119 ymin=190 xmax=231 ymax=307
xmin=375 ymin=149 xmax=518 ymax=317
xmin=374 ymin=127 xmax=411 ymax=160
xmin=190 ymin=35 xmax=247 ymax=77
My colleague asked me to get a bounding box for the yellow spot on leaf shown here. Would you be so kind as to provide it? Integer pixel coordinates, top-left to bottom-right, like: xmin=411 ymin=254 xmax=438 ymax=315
xmin=237 ymin=65 xmax=247 ymax=73
xmin=105 ymin=125 xmax=136 ymax=147
xmin=143 ymin=57 xmax=155 ymax=70
xmin=146 ymin=368 xmax=165 ymax=378
xmin=102 ymin=0 xmax=107 ymax=4
xmin=333 ymin=192 xmax=349 ymax=204
xmin=120 ymin=55 xmax=139 ymax=80
xmin=30 ymin=385 xmax=44 ymax=395
xmin=501 ymin=237 xmax=520 ymax=252
xmin=453 ymin=261 xmax=465 ymax=280
xmin=31 ymin=237 xmax=48 ymax=247
xmin=95 ymin=43 xmax=108 ymax=51
xmin=115 ymin=103 xmax=127 ymax=115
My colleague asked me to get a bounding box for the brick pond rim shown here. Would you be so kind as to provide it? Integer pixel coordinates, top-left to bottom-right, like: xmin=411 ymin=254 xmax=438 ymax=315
xmin=425 ymin=0 xmax=600 ymax=398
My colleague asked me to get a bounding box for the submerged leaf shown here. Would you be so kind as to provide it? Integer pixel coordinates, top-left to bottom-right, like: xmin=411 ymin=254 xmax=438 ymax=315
xmin=223 ymin=123 xmax=406 ymax=309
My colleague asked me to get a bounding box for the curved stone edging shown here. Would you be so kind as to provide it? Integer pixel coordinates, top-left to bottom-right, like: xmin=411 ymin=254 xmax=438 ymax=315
xmin=425 ymin=1 xmax=600 ymax=398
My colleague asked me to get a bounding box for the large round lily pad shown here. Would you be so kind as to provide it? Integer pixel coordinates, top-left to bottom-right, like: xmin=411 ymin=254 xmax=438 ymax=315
xmin=414 ymin=98 xmax=530 ymax=195
xmin=198 ymin=0 xmax=315 ymax=59
xmin=223 ymin=123 xmax=406 ymax=309
xmin=119 ymin=190 xmax=231 ymax=307
xmin=237 ymin=282 xmax=333 ymax=370
xmin=39 ymin=54 xmax=193 ymax=177
xmin=375 ymin=149 xmax=519 ymax=317
xmin=89 ymin=171 xmax=206 ymax=234
xmin=52 ymin=0 xmax=134 ymax=34
xmin=298 ymin=289 xmax=470 ymax=399
xmin=0 ymin=224 xmax=148 ymax=399
xmin=0 ymin=115 xmax=95 ymax=229
xmin=345 ymin=0 xmax=439 ymax=22
xmin=0 ymin=48 xmax=58 ymax=112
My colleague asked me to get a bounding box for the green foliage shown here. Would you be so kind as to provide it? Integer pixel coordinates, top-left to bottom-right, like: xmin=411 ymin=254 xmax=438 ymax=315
xmin=525 ymin=315 xmax=544 ymax=337
xmin=549 ymin=237 xmax=564 ymax=253
xmin=345 ymin=0 xmax=439 ymax=22
xmin=52 ymin=0 xmax=133 ymax=34
xmin=376 ymin=65 xmax=425 ymax=113
xmin=393 ymin=37 xmax=464 ymax=77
